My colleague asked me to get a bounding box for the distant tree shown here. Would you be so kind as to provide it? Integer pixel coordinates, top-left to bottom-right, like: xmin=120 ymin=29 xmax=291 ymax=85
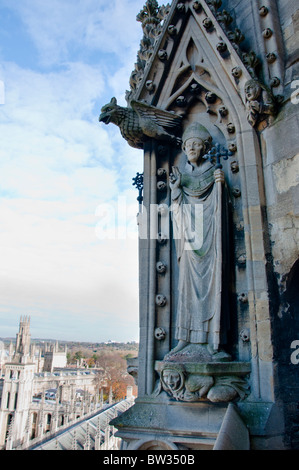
xmin=74 ymin=351 xmax=83 ymax=361
xmin=98 ymin=353 xmax=135 ymax=401
xmin=124 ymin=353 xmax=135 ymax=360
xmin=86 ymin=358 xmax=95 ymax=368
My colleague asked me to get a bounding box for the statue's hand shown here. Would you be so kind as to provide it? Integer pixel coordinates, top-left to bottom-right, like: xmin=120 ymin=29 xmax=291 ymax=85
xmin=249 ymin=100 xmax=261 ymax=112
xmin=169 ymin=166 xmax=181 ymax=190
xmin=214 ymin=168 xmax=225 ymax=184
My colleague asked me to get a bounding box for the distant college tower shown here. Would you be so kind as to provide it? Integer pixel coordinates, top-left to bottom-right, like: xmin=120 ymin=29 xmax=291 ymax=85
xmin=0 ymin=317 xmax=36 ymax=448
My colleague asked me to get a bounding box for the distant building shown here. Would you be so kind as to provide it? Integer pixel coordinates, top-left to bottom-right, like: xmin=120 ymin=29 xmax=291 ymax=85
xmin=0 ymin=317 xmax=133 ymax=450
xmin=43 ymin=341 xmax=67 ymax=372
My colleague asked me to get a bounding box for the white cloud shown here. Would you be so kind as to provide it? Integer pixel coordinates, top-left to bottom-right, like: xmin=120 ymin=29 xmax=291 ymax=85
xmin=2 ymin=0 xmax=145 ymax=67
xmin=0 ymin=0 xmax=147 ymax=341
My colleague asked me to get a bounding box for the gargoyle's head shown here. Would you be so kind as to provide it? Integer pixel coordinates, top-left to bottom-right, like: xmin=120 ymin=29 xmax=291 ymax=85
xmin=99 ymin=97 xmax=120 ymax=125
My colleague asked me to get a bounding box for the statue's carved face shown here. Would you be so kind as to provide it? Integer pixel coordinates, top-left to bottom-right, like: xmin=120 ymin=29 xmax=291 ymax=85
xmin=245 ymin=81 xmax=261 ymax=102
xmin=162 ymin=370 xmax=181 ymax=391
xmin=184 ymin=138 xmax=205 ymax=162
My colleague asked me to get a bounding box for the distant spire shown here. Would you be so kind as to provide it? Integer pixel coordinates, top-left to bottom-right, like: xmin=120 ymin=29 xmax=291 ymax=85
xmin=5 ymin=414 xmax=15 ymax=450
xmin=72 ymin=430 xmax=78 ymax=451
xmin=9 ymin=341 xmax=14 ymax=356
xmin=109 ymin=386 xmax=113 ymax=405
xmin=83 ymin=423 xmax=91 ymax=450
xmin=95 ymin=417 xmax=101 ymax=450
xmin=14 ymin=315 xmax=31 ymax=362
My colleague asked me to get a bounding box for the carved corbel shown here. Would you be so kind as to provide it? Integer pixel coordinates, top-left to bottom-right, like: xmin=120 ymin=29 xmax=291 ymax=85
xmin=244 ymin=78 xmax=276 ymax=127
xmin=154 ymin=362 xmax=250 ymax=403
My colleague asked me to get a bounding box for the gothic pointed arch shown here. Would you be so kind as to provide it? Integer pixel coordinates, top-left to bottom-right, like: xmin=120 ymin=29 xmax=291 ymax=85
xmin=125 ymin=0 xmax=275 ymax=402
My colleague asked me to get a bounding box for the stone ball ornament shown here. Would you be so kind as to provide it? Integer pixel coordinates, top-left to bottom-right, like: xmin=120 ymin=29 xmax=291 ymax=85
xmin=259 ymin=6 xmax=269 ymax=17
xmin=156 ymin=261 xmax=167 ymax=274
xmin=157 ymin=181 xmax=167 ymax=191
xmin=228 ymin=143 xmax=237 ymax=153
xmin=262 ymin=28 xmax=273 ymax=39
xmin=237 ymin=254 xmax=247 ymax=267
xmin=157 ymin=232 xmax=168 ymax=244
xmin=156 ymin=294 xmax=167 ymax=307
xmin=216 ymin=41 xmax=228 ymax=53
xmin=176 ymin=96 xmax=187 ymax=107
xmin=203 ymin=18 xmax=213 ymax=30
xmin=230 ymin=160 xmax=239 ymax=173
xmin=177 ymin=3 xmax=186 ymax=13
xmin=145 ymin=80 xmax=156 ymax=92
xmin=205 ymin=92 xmax=217 ymax=104
xmin=238 ymin=293 xmax=248 ymax=304
xmin=158 ymin=49 xmax=168 ymax=61
xmin=240 ymin=328 xmax=250 ymax=343
xmin=168 ymin=25 xmax=177 ymax=36
xmin=193 ymin=1 xmax=202 ymax=12
xmin=270 ymin=77 xmax=280 ymax=88
xmin=227 ymin=123 xmax=236 ymax=134
xmin=266 ymin=52 xmax=277 ymax=64
xmin=157 ymin=168 xmax=167 ymax=178
xmin=155 ymin=328 xmax=166 ymax=341
xmin=232 ymin=67 xmax=242 ymax=78
xmin=219 ymin=106 xmax=229 ymax=117
xmin=232 ymin=187 xmax=241 ymax=198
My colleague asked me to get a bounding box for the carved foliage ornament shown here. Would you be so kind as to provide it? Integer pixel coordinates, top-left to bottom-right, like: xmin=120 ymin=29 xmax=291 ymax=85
xmin=127 ymin=1 xmax=171 ymax=101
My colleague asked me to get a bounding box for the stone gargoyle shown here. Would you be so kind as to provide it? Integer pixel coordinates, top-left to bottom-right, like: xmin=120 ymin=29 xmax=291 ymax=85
xmin=99 ymin=97 xmax=182 ymax=149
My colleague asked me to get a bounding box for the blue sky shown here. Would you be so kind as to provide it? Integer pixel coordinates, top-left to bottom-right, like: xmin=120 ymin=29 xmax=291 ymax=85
xmin=0 ymin=0 xmax=147 ymax=342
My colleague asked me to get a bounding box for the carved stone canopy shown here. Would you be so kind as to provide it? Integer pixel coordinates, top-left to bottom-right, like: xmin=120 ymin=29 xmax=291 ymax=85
xmin=123 ymin=0 xmax=282 ymax=129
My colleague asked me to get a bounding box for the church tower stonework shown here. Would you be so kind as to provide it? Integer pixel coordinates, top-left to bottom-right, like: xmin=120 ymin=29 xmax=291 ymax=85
xmin=0 ymin=317 xmax=36 ymax=448
xmin=100 ymin=0 xmax=299 ymax=450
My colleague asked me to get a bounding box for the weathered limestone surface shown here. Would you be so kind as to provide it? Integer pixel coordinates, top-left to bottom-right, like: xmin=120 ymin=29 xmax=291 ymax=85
xmin=213 ymin=404 xmax=250 ymax=450
xmin=100 ymin=0 xmax=299 ymax=450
